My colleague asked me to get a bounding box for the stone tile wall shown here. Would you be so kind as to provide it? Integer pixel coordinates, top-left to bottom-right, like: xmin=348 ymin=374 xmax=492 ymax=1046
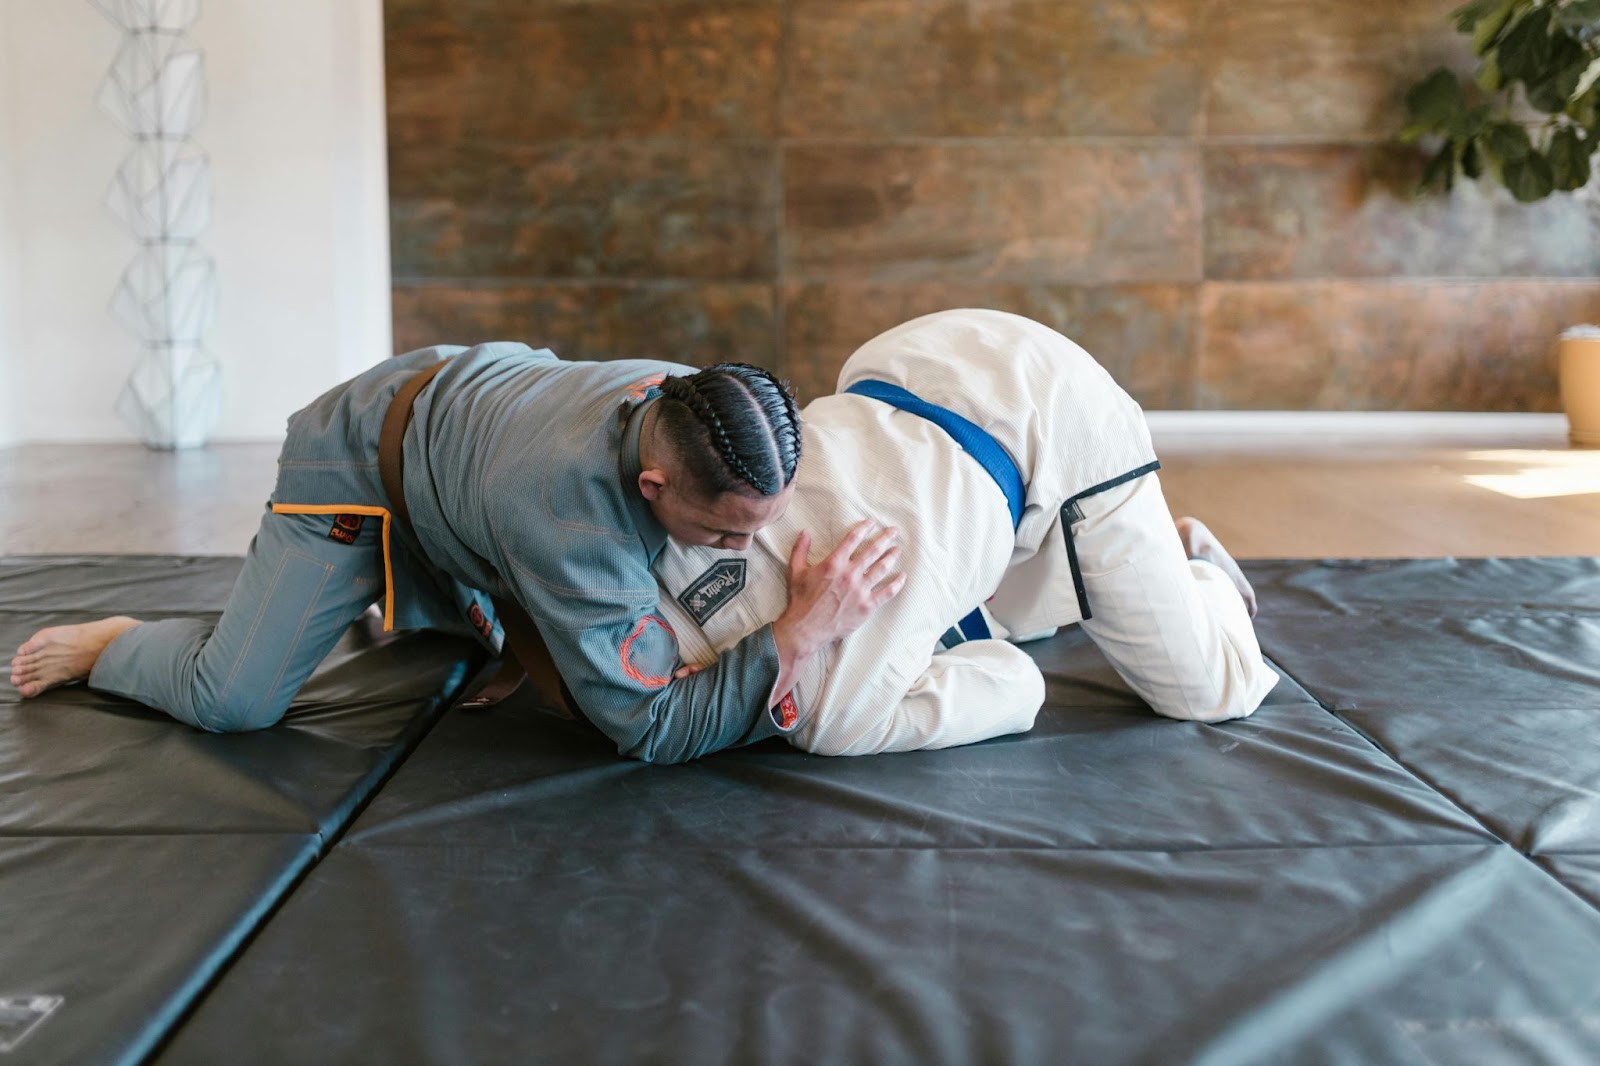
xmin=386 ymin=0 xmax=1600 ymax=409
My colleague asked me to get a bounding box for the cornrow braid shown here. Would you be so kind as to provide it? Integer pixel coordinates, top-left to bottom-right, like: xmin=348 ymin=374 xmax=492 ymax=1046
xmin=655 ymin=363 xmax=802 ymax=498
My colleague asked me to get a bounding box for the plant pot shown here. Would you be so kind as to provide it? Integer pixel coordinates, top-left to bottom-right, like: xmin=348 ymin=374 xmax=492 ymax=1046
xmin=1558 ymin=327 xmax=1600 ymax=448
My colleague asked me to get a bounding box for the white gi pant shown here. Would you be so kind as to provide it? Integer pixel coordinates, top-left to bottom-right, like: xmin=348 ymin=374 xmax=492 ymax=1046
xmin=1037 ymin=470 xmax=1277 ymax=724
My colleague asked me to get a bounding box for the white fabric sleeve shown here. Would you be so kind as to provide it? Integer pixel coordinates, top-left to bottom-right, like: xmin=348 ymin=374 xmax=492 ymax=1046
xmin=1072 ymin=473 xmax=1279 ymax=723
xmin=806 ymin=639 xmax=1045 ymax=756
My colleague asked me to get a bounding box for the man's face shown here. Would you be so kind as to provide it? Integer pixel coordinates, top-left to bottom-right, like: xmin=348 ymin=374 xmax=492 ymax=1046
xmin=646 ymin=480 xmax=793 ymax=550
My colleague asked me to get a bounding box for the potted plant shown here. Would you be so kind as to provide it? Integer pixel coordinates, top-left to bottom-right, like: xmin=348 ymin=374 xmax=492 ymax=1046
xmin=1402 ymin=0 xmax=1600 ymax=444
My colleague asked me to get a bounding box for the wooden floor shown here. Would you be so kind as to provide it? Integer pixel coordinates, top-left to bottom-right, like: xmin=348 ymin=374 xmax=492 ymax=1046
xmin=1 ymin=420 xmax=1597 ymax=557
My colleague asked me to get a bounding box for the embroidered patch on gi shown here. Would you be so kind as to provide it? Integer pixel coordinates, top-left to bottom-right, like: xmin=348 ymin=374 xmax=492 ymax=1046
xmin=677 ymin=559 xmax=747 ymax=624
xmin=326 ymin=513 xmax=365 ymax=545
xmin=777 ymin=691 xmax=799 ymax=731
xmin=626 ymin=373 xmax=666 ymax=401
xmin=0 ymin=995 xmax=63 ymax=1053
xmin=467 ymin=603 xmax=495 ymax=641
xmin=620 ymin=614 xmax=677 ymax=689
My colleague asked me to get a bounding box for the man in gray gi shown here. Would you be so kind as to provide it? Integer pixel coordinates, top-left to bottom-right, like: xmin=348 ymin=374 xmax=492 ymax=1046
xmin=8 ymin=343 xmax=904 ymax=763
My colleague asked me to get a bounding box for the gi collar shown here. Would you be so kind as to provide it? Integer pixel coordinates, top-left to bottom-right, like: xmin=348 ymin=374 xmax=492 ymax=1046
xmin=620 ymin=397 xmax=669 ymax=564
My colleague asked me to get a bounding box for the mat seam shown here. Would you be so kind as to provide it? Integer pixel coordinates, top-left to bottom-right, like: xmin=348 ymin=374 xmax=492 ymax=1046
xmin=1257 ymin=648 xmax=1600 ymax=922
xmin=134 ymin=667 xmax=474 ymax=1064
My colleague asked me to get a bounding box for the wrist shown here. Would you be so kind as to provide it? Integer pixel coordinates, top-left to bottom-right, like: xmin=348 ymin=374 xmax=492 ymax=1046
xmin=771 ymin=615 xmax=820 ymax=672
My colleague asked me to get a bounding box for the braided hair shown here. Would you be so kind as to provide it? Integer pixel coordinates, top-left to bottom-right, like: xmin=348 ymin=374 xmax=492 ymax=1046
xmin=655 ymin=363 xmax=801 ymax=498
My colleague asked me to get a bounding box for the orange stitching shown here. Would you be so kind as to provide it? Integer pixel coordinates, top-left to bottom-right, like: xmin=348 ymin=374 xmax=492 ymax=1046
xmin=619 ymin=614 xmax=675 ymax=689
xmin=270 ymin=503 xmax=396 ymax=631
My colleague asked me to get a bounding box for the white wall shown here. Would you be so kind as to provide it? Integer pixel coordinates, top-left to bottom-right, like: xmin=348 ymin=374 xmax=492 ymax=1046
xmin=0 ymin=0 xmax=391 ymax=444
xmin=0 ymin=5 xmax=20 ymax=448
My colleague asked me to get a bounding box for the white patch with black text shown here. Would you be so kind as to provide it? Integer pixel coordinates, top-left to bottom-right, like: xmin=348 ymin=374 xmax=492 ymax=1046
xmin=677 ymin=559 xmax=747 ymax=624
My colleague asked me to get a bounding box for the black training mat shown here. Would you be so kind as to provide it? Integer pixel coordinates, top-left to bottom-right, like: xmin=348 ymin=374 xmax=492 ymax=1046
xmin=1250 ymin=559 xmax=1600 ymax=855
xmin=157 ymin=558 xmax=1600 ymax=1064
xmin=0 ymin=556 xmax=481 ymax=1065
xmin=10 ymin=556 xmax=1600 ymax=1063
xmin=1541 ymin=854 xmax=1600 ymax=912
xmin=0 ymin=835 xmax=317 ymax=1065
xmin=157 ymin=842 xmax=1600 ymax=1065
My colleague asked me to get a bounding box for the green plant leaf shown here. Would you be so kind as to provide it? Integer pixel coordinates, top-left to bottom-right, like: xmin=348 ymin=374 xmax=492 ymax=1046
xmin=1527 ymin=48 xmax=1591 ymax=112
xmin=1455 ymin=104 xmax=1493 ymax=139
xmin=1574 ymin=86 xmax=1600 ymax=131
xmin=1557 ymin=0 xmax=1600 ymax=36
xmin=1575 ymin=56 xmax=1600 ymax=100
xmin=1462 ymin=137 xmax=1486 ymax=178
xmin=1477 ymin=50 xmax=1505 ymax=92
xmin=1422 ymin=142 xmax=1458 ymax=192
xmin=1406 ymin=68 xmax=1467 ymax=131
xmin=1455 ymin=0 xmax=1526 ymax=33
xmin=1497 ymin=6 xmax=1556 ymax=85
xmin=1503 ymin=152 xmax=1556 ymax=199
xmin=1484 ymin=120 xmax=1535 ymax=161
xmin=1472 ymin=0 xmax=1522 ymax=53
xmin=1547 ymin=126 xmax=1593 ymax=188
xmin=1454 ymin=0 xmax=1501 ymax=30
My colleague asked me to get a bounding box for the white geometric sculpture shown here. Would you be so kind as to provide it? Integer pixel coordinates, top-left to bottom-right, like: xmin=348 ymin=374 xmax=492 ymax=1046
xmin=93 ymin=0 xmax=218 ymax=449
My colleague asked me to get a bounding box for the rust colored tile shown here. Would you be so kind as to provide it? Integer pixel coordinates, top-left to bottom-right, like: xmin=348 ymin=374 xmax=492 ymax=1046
xmin=782 ymin=283 xmax=1195 ymax=406
xmin=1205 ymin=146 xmax=1600 ymax=281
xmin=785 ymin=0 xmax=1203 ymax=137
xmin=391 ymin=142 xmax=777 ymax=281
xmin=1204 ymin=1 xmax=1475 ymax=138
xmin=391 ymin=283 xmax=777 ymax=367
xmin=785 ymin=143 xmax=1201 ymax=284
xmin=384 ymin=0 xmax=779 ymax=147
xmin=1198 ymin=281 xmax=1600 ymax=411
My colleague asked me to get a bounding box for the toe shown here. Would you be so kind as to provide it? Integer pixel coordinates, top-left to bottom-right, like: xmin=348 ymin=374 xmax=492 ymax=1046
xmin=18 ymin=681 xmax=40 ymax=698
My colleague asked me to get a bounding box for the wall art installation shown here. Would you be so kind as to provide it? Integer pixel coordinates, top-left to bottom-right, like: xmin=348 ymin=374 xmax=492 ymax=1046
xmin=94 ymin=0 xmax=218 ymax=448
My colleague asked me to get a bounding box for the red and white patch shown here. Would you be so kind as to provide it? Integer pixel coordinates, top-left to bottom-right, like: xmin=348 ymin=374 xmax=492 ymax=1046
xmin=777 ymin=691 xmax=799 ymax=731
xmin=619 ymin=614 xmax=677 ymax=689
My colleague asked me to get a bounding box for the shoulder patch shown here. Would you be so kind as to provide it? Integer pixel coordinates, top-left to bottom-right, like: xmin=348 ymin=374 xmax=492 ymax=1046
xmin=620 ymin=614 xmax=677 ymax=689
xmin=677 ymin=559 xmax=747 ymax=624
xmin=626 ymin=373 xmax=666 ymax=401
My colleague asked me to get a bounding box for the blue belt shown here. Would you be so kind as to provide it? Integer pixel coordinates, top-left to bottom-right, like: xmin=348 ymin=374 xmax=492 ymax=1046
xmin=845 ymin=379 xmax=1027 ymax=642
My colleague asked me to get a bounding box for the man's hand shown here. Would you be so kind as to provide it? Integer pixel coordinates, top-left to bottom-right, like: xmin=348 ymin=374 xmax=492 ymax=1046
xmin=767 ymin=519 xmax=906 ymax=705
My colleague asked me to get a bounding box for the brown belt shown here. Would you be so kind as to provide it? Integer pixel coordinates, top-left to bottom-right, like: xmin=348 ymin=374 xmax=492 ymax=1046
xmin=377 ymin=361 xmax=573 ymax=716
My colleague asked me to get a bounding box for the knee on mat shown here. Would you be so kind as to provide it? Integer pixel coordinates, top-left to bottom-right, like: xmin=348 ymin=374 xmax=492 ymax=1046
xmin=192 ymin=693 xmax=290 ymax=733
xmin=1153 ymin=687 xmax=1262 ymax=725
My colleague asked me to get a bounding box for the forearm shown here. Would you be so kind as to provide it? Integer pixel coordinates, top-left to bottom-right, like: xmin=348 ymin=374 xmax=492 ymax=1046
xmin=768 ymin=615 xmax=822 ymax=709
xmin=602 ymin=624 xmax=788 ymax=763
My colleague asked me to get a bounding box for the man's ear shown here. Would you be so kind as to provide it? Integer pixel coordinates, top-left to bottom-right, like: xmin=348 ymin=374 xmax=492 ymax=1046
xmin=637 ymin=467 xmax=668 ymax=502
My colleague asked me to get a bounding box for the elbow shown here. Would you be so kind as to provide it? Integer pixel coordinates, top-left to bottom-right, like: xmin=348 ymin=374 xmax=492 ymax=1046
xmin=619 ymin=732 xmax=699 ymax=765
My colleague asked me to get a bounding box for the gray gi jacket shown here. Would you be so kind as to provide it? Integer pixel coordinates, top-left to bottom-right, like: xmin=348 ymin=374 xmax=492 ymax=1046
xmin=274 ymin=342 xmax=790 ymax=763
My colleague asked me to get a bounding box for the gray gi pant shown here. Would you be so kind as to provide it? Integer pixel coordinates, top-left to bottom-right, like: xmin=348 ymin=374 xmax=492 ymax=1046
xmin=88 ymin=505 xmax=485 ymax=732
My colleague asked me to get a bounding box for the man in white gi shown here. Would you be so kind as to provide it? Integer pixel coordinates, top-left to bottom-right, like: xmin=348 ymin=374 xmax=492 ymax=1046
xmin=654 ymin=309 xmax=1278 ymax=756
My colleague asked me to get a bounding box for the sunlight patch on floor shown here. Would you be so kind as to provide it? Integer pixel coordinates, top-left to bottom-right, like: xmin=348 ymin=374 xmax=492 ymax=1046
xmin=1461 ymin=449 xmax=1600 ymax=500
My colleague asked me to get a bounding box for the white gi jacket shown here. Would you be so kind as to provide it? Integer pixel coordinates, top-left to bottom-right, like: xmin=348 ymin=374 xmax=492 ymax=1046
xmin=655 ymin=309 xmax=1277 ymax=755
xmin=836 ymin=308 xmax=1159 ymax=638
xmin=656 ymin=391 xmax=1039 ymax=755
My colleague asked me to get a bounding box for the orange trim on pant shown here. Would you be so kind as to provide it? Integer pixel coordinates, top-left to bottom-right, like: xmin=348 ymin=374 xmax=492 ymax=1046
xmin=269 ymin=504 xmax=396 ymax=631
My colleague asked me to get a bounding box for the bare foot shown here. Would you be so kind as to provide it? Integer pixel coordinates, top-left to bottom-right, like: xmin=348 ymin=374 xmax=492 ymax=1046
xmin=9 ymin=616 xmax=142 ymax=698
xmin=1175 ymin=517 xmax=1257 ymax=618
